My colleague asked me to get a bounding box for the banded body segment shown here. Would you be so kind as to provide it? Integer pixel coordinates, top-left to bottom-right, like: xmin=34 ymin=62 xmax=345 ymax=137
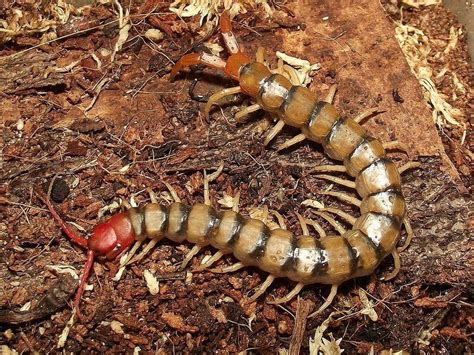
xmin=323 ymin=118 xmax=366 ymax=161
xmin=166 ymin=203 xmax=191 ymax=242
xmin=239 ymin=62 xmax=272 ymax=97
xmin=256 ymin=74 xmax=293 ymax=112
xmin=360 ymin=190 xmax=406 ymax=219
xmin=143 ymin=204 xmax=168 ymax=240
xmin=287 ymin=236 xmax=328 ymax=283
xmin=128 ymin=207 xmax=146 ymax=241
xmin=353 ymin=212 xmax=401 ymax=256
xmin=343 ymin=229 xmax=382 ymax=277
xmin=185 ymin=203 xmax=219 ymax=246
xmin=355 ymin=159 xmax=401 ymax=197
xmin=312 ymin=236 xmax=358 ymax=284
xmin=258 ymin=229 xmax=295 ymax=276
xmin=232 ymin=218 xmax=271 ymax=265
xmin=208 ymin=210 xmax=243 ymax=254
xmin=343 ymin=137 xmax=386 ymax=177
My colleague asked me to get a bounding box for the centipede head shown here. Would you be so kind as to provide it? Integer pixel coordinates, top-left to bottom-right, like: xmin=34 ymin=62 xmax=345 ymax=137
xmin=89 ymin=212 xmax=135 ymax=260
xmin=38 ymin=191 xmax=135 ymax=320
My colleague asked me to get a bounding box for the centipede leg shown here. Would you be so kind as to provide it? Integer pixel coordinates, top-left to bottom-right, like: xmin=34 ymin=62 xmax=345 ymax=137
xmin=180 ymin=245 xmax=202 ymax=271
xmin=147 ymin=188 xmax=158 ymax=203
xmin=209 ymin=262 xmax=244 ymax=273
xmin=235 ymin=103 xmax=261 ymax=123
xmin=204 ymin=86 xmax=242 ymax=119
xmin=194 ymin=250 xmax=224 ymax=271
xmin=246 ymin=274 xmax=275 ymax=303
xmin=268 ymin=282 xmax=305 ymax=305
xmin=310 ymin=165 xmax=347 ymax=173
xmin=119 ymin=239 xmax=143 ymax=267
xmin=128 ymin=239 xmax=158 ymax=265
xmin=399 ymin=217 xmax=414 ymax=252
xmin=232 ymin=191 xmax=241 ymax=212
xmin=304 ymin=218 xmax=327 ymax=238
xmin=256 ymin=47 xmax=266 ymax=63
xmin=319 ymin=207 xmax=357 ymax=225
xmin=295 ymin=212 xmax=310 ymax=235
xmin=314 ymin=174 xmax=356 ymax=189
xmin=353 ymin=107 xmax=379 ymax=124
xmin=164 ymin=182 xmax=181 ymax=203
xmin=325 ymin=85 xmax=337 ymax=104
xmin=312 ymin=211 xmax=346 ymax=235
xmin=270 ymin=210 xmax=287 ymax=229
xmin=399 ymin=161 xmax=422 ymax=174
xmin=308 ymin=284 xmax=338 ymax=318
xmin=319 ymin=190 xmax=362 ymax=207
xmin=264 ymin=119 xmax=286 ymax=146
xmin=276 ymin=133 xmax=306 ymax=152
xmin=382 ymin=249 xmax=401 ymax=281
xmin=383 ymin=141 xmax=409 ymax=153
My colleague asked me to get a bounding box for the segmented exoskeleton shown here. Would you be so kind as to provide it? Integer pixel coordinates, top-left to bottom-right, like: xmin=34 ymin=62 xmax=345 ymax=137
xmin=40 ymin=11 xmax=419 ymax=319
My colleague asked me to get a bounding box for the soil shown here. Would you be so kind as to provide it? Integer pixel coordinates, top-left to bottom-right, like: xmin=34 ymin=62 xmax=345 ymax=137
xmin=1 ymin=0 xmax=472 ymax=353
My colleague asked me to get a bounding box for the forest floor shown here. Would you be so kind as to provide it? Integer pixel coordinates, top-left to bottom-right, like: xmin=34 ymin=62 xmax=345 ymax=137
xmin=1 ymin=0 xmax=472 ymax=353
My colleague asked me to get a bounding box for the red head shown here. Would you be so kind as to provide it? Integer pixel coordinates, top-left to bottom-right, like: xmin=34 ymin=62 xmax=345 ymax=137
xmin=88 ymin=212 xmax=136 ymax=260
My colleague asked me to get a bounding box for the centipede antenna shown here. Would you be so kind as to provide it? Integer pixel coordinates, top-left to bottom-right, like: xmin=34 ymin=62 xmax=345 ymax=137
xmin=319 ymin=190 xmax=362 ymax=207
xmin=209 ymin=262 xmax=244 ymax=274
xmin=277 ymin=133 xmax=306 ymax=152
xmin=37 ymin=191 xmax=88 ymax=249
xmin=308 ymin=284 xmax=338 ymax=318
xmin=235 ymin=103 xmax=261 ymax=123
xmin=381 ymin=250 xmax=401 ymax=281
xmin=247 ymin=274 xmax=275 ymax=303
xmin=304 ymin=218 xmax=327 ymax=238
xmin=180 ymin=245 xmax=202 ymax=271
xmin=353 ymin=107 xmax=379 ymax=124
xmin=399 ymin=161 xmax=422 ymax=174
xmin=383 ymin=140 xmax=409 ymax=153
xmin=399 ymin=217 xmax=414 ymax=252
xmin=312 ymin=211 xmax=346 ymax=235
xmin=264 ymin=119 xmax=285 ymax=146
xmin=319 ymin=207 xmax=357 ymax=226
xmin=267 ymin=282 xmax=305 ymax=305
xmin=295 ymin=212 xmax=310 ymax=236
xmin=204 ymin=86 xmax=242 ymax=119
xmin=310 ymin=165 xmax=347 ymax=173
xmin=314 ymin=174 xmax=356 ymax=189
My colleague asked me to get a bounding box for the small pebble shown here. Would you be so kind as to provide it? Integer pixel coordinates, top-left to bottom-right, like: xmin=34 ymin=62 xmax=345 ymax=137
xmin=51 ymin=178 xmax=70 ymax=203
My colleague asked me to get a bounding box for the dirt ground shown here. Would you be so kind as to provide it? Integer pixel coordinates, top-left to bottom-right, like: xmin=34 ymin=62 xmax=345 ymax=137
xmin=1 ymin=0 xmax=472 ymax=353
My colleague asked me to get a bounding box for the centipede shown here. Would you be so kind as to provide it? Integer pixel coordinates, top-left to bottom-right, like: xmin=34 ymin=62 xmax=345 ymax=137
xmin=39 ymin=11 xmax=420 ymax=320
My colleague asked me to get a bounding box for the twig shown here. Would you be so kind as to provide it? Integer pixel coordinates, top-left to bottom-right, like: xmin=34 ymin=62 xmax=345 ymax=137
xmin=289 ymin=298 xmax=314 ymax=355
